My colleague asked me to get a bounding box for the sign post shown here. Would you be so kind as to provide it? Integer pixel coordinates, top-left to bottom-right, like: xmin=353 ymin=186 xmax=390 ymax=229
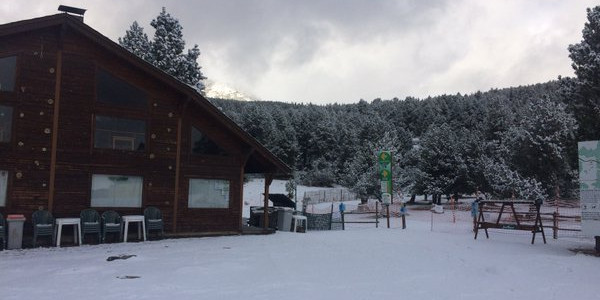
xmin=378 ymin=151 xmax=392 ymax=228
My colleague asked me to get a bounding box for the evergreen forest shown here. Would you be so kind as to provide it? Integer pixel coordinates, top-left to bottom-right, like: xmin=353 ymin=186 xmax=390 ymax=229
xmin=211 ymin=81 xmax=577 ymax=203
xmin=121 ymin=6 xmax=600 ymax=203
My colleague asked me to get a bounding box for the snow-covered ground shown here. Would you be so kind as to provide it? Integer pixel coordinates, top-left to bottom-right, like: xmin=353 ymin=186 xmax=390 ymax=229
xmin=1 ymin=181 xmax=598 ymax=300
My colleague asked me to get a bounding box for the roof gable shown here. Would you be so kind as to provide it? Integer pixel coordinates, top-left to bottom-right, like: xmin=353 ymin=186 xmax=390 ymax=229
xmin=0 ymin=13 xmax=291 ymax=177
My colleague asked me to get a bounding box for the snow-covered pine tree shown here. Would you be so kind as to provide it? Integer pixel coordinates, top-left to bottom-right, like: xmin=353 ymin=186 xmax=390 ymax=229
xmin=341 ymin=143 xmax=377 ymax=203
xmin=416 ymin=123 xmax=466 ymax=203
xmin=341 ymin=130 xmax=410 ymax=203
xmin=119 ymin=7 xmax=206 ymax=93
xmin=264 ymin=106 xmax=299 ymax=168
xmin=501 ymin=97 xmax=577 ymax=196
xmin=118 ymin=21 xmax=152 ymax=62
xmin=481 ymin=157 xmax=546 ymax=202
xmin=566 ymin=6 xmax=600 ymax=139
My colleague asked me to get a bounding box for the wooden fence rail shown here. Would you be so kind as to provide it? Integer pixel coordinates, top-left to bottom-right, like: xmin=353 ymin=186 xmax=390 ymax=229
xmin=540 ymin=212 xmax=581 ymax=239
xmin=331 ymin=202 xmax=380 ymax=230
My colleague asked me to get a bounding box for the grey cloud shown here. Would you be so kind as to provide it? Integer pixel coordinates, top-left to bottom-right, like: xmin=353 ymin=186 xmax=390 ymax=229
xmin=1 ymin=0 xmax=597 ymax=103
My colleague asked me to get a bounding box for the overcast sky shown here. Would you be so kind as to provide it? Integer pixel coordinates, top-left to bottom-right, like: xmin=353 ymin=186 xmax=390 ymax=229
xmin=0 ymin=0 xmax=597 ymax=104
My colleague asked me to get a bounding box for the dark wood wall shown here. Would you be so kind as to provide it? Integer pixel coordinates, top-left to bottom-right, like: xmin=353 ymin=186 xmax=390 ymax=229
xmin=0 ymin=24 xmax=249 ymax=234
xmin=0 ymin=28 xmax=59 ymax=215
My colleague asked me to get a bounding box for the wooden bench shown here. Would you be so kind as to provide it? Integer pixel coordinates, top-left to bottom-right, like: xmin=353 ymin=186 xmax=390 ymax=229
xmin=474 ymin=200 xmax=546 ymax=244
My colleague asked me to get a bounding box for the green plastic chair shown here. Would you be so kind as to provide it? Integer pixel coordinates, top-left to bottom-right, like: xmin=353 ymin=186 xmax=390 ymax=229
xmin=101 ymin=210 xmax=122 ymax=243
xmin=80 ymin=209 xmax=101 ymax=244
xmin=32 ymin=210 xmax=55 ymax=247
xmin=144 ymin=207 xmax=164 ymax=239
xmin=0 ymin=213 xmax=5 ymax=250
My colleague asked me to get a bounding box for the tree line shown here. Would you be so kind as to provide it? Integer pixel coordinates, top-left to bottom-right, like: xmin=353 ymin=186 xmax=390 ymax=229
xmin=120 ymin=6 xmax=600 ymax=203
xmin=211 ymin=81 xmax=577 ymax=203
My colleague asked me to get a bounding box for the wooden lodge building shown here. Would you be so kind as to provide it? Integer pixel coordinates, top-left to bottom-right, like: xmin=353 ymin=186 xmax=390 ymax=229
xmin=0 ymin=12 xmax=290 ymax=237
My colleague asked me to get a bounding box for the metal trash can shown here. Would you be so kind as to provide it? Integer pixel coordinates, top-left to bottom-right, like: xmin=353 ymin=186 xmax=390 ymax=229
xmin=277 ymin=208 xmax=293 ymax=231
xmin=7 ymin=214 xmax=26 ymax=250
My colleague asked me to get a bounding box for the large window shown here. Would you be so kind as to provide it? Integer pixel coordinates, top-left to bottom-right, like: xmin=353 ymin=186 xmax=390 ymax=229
xmin=188 ymin=179 xmax=230 ymax=208
xmin=91 ymin=174 xmax=143 ymax=207
xmin=0 ymin=105 xmax=12 ymax=143
xmin=0 ymin=56 xmax=16 ymax=92
xmin=0 ymin=170 xmax=7 ymax=207
xmin=191 ymin=126 xmax=227 ymax=155
xmin=96 ymin=69 xmax=147 ymax=108
xmin=94 ymin=115 xmax=146 ymax=151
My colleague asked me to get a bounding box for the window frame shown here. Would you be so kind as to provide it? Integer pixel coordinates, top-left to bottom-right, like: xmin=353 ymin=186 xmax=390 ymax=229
xmin=95 ymin=68 xmax=149 ymax=110
xmin=0 ymin=55 xmax=18 ymax=93
xmin=112 ymin=136 xmax=135 ymax=151
xmin=187 ymin=178 xmax=231 ymax=209
xmin=190 ymin=125 xmax=228 ymax=156
xmin=90 ymin=174 xmax=143 ymax=208
xmin=0 ymin=105 xmax=13 ymax=144
xmin=93 ymin=114 xmax=147 ymax=152
xmin=0 ymin=170 xmax=8 ymax=207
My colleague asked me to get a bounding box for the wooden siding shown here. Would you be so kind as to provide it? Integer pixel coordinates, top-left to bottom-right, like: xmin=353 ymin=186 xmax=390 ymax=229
xmin=0 ymin=21 xmax=254 ymax=234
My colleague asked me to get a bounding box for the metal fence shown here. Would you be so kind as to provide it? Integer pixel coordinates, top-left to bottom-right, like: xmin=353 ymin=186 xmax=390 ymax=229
xmin=303 ymin=189 xmax=356 ymax=205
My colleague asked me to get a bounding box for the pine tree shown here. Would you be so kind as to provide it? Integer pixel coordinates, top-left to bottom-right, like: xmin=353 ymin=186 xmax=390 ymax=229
xmin=500 ymin=97 xmax=577 ymax=196
xmin=341 ymin=143 xmax=377 ymax=202
xmin=482 ymin=157 xmax=546 ymax=201
xmin=118 ymin=21 xmax=152 ymax=62
xmin=566 ymin=6 xmax=600 ymax=139
xmin=119 ymin=7 xmax=206 ymax=92
xmin=416 ymin=123 xmax=464 ymax=203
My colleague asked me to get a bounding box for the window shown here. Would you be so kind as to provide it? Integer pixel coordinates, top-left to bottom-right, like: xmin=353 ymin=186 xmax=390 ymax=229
xmin=95 ymin=115 xmax=145 ymax=151
xmin=91 ymin=174 xmax=142 ymax=207
xmin=96 ymin=68 xmax=147 ymax=108
xmin=0 ymin=170 xmax=7 ymax=207
xmin=191 ymin=126 xmax=227 ymax=155
xmin=112 ymin=136 xmax=135 ymax=150
xmin=0 ymin=105 xmax=12 ymax=143
xmin=0 ymin=56 xmax=16 ymax=92
xmin=188 ymin=179 xmax=230 ymax=208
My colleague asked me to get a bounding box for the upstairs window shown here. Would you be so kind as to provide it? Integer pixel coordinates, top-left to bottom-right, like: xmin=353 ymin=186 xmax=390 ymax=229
xmin=0 ymin=56 xmax=16 ymax=92
xmin=0 ymin=105 xmax=13 ymax=143
xmin=191 ymin=126 xmax=227 ymax=155
xmin=94 ymin=115 xmax=146 ymax=151
xmin=96 ymin=69 xmax=147 ymax=108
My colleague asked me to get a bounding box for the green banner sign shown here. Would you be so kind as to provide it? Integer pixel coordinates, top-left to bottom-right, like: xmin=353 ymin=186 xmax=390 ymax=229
xmin=378 ymin=151 xmax=391 ymax=164
xmin=378 ymin=150 xmax=392 ymax=194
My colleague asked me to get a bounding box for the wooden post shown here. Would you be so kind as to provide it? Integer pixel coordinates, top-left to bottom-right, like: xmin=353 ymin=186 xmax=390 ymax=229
xmin=401 ymin=203 xmax=406 ymax=229
xmin=48 ymin=50 xmax=63 ymax=213
xmin=263 ymin=174 xmax=273 ymax=230
xmin=329 ymin=202 xmax=333 ymax=230
xmin=172 ymin=115 xmax=183 ymax=233
xmin=375 ymin=201 xmax=379 ymax=228
xmin=238 ymin=149 xmax=254 ymax=231
xmin=390 ymin=155 xmax=393 ymax=205
xmin=474 ymin=202 xmax=489 ymax=239
xmin=386 ymin=205 xmax=390 ymax=228
xmin=553 ymin=212 xmax=558 ymax=239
